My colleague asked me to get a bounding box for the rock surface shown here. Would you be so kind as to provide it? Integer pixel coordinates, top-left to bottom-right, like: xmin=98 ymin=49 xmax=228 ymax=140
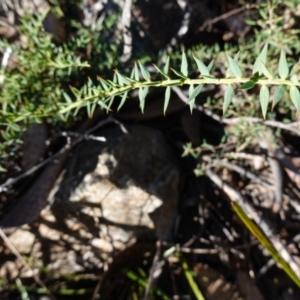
xmin=0 ymin=125 xmax=179 ymax=277
xmin=51 ymin=125 xmax=179 ymax=242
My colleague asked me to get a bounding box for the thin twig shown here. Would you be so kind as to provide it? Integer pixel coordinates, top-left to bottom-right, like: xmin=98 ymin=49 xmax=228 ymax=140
xmin=91 ymin=275 xmax=103 ymax=300
xmin=258 ymin=130 xmax=283 ymax=213
xmin=224 ymin=152 xmax=265 ymax=162
xmin=172 ymin=86 xmax=300 ymax=137
xmin=212 ymin=154 xmax=300 ymax=215
xmin=143 ymin=240 xmax=163 ymax=300
xmin=0 ymin=117 xmax=127 ymax=192
xmin=180 ymin=247 xmax=219 ymax=254
xmin=171 ymin=85 xmax=221 ymax=120
xmin=200 ymin=6 xmax=246 ymax=30
xmin=60 ymin=131 xmax=106 ymax=142
xmin=0 ymin=116 xmax=128 ymax=227
xmin=211 ymin=159 xmax=273 ymax=188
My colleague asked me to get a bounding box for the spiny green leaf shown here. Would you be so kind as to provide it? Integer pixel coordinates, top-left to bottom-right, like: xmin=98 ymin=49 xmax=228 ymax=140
xmin=233 ymin=51 xmax=240 ymax=62
xmin=272 ymin=85 xmax=285 ymax=109
xmin=171 ymin=68 xmax=188 ymax=79
xmin=116 ymin=71 xmax=130 ymax=85
xmin=259 ymin=9 xmax=268 ymax=20
xmin=188 ymin=84 xmax=194 ymax=99
xmin=107 ymin=96 xmax=115 ymax=111
xmin=188 ymin=100 xmax=195 ymax=114
xmin=138 ymin=61 xmax=151 ymax=81
xmin=189 ymin=84 xmax=203 ymax=101
xmin=291 ymin=74 xmax=299 ymax=84
xmin=278 ymin=48 xmax=289 ymax=79
xmin=260 ymin=43 xmax=269 ymax=63
xmin=130 ymin=66 xmax=135 ymax=80
xmin=97 ymin=99 xmax=111 ymax=112
xmin=164 ymin=87 xmax=171 ymax=115
xmin=91 ymin=102 xmax=97 ymax=116
xmin=223 ymin=85 xmax=234 ymax=114
xmin=193 ymin=55 xmax=210 ymax=76
xmin=258 ymin=61 xmax=273 ymax=79
xmin=187 ymin=85 xmax=203 ymax=113
xmin=100 ymin=80 xmax=109 ymax=91
xmin=134 ymin=63 xmax=139 ymax=81
xmin=163 ymin=56 xmax=170 ymax=75
xmin=86 ymin=101 xmax=92 ymax=117
xmin=113 ymin=72 xmax=117 ymax=83
xmin=117 ymin=91 xmax=128 ymax=111
xmin=81 ymin=83 xmax=86 ymax=97
xmin=245 ymin=19 xmax=257 ymax=26
xmin=226 ymin=54 xmax=242 ymax=78
xmin=106 ymin=79 xmax=118 ymax=88
xmin=153 ymin=64 xmax=169 ymax=79
xmin=253 ymin=43 xmax=268 ymax=75
xmin=63 ymin=92 xmax=72 ymax=103
xmin=240 ymin=81 xmax=255 ymax=90
xmin=260 ymin=85 xmax=269 ymax=119
xmin=181 ymin=52 xmax=188 ymax=77
xmin=207 ymin=59 xmax=214 ymax=72
xmin=70 ymin=86 xmax=80 ymax=97
xmin=188 ymin=85 xmax=195 ymax=113
xmin=290 ymin=86 xmax=300 ymax=111
xmin=138 ymin=87 xmax=149 ymax=113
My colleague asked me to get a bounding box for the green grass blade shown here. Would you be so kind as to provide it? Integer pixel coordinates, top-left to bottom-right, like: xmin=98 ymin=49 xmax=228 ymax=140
xmin=232 ymin=202 xmax=300 ymax=288
xmin=180 ymin=256 xmax=206 ymax=300
xmin=124 ymin=270 xmax=171 ymax=300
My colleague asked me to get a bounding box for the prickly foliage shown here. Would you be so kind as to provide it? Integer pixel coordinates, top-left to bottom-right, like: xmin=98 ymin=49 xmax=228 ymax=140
xmin=60 ymin=43 xmax=299 ymax=120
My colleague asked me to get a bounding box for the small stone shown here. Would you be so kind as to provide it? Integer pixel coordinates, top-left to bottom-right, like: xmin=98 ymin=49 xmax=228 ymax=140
xmin=91 ymin=238 xmax=113 ymax=253
xmin=38 ymin=224 xmax=61 ymax=241
xmin=8 ymin=229 xmax=35 ymax=254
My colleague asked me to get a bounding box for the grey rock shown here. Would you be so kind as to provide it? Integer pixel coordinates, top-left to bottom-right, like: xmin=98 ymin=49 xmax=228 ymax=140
xmin=50 ymin=125 xmax=179 ymax=252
